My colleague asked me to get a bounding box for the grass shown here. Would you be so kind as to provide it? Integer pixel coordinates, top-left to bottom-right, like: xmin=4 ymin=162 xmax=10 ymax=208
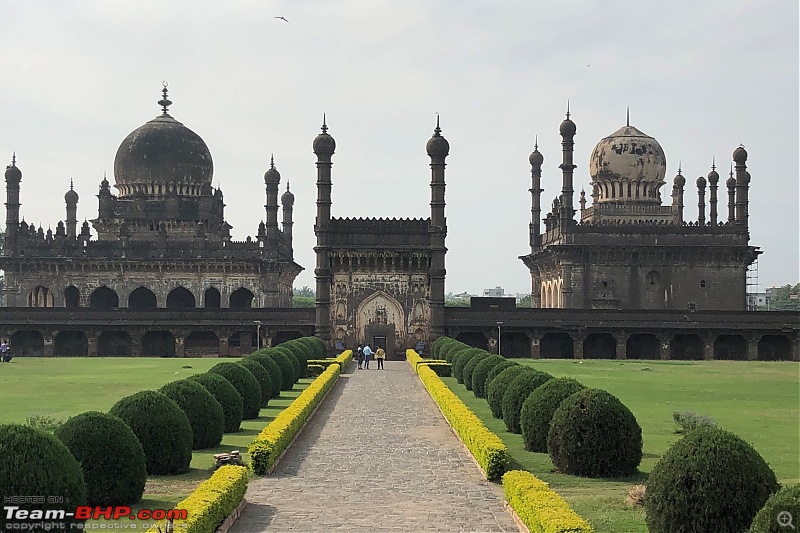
xmin=443 ymin=359 xmax=800 ymax=533
xmin=0 ymin=357 xmax=313 ymax=528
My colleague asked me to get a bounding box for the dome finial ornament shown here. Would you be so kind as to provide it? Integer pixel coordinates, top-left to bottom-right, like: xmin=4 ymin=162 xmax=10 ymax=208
xmin=626 ymin=107 xmax=630 ymax=127
xmin=158 ymin=81 xmax=172 ymax=116
xmin=434 ymin=114 xmax=442 ymax=137
xmin=711 ymin=156 xmax=716 ymax=171
xmin=534 ymin=135 xmax=538 ymax=151
xmin=321 ymin=113 xmax=328 ymax=134
xmin=286 ymin=180 xmax=290 ymax=192
xmin=270 ymin=153 xmax=275 ymax=169
xmin=678 ymin=162 xmax=682 ymax=175
xmin=566 ymin=100 xmax=571 ymax=120
xmin=70 ymin=178 xmax=74 ymax=190
xmin=11 ymin=151 xmax=16 ymax=166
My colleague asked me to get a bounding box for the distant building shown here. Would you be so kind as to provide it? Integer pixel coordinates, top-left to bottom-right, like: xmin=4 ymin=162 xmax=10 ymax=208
xmin=482 ymin=286 xmax=506 ymax=297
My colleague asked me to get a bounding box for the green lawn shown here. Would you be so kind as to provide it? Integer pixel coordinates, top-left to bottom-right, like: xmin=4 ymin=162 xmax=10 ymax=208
xmin=443 ymin=359 xmax=799 ymax=533
xmin=0 ymin=357 xmax=312 ymax=525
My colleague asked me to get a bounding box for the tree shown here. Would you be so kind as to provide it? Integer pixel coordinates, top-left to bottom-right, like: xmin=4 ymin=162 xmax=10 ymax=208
xmin=293 ymin=286 xmax=315 ymax=298
xmin=292 ymin=295 xmax=315 ymax=308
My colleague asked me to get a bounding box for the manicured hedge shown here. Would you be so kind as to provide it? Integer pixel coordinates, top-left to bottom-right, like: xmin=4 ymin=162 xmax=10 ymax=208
xmin=501 ymin=369 xmax=553 ymax=434
xmin=487 ymin=366 xmax=535 ymax=419
xmin=462 ymin=350 xmax=490 ymax=391
xmin=265 ymin=349 xmax=296 ymax=390
xmin=484 ymin=360 xmax=518 ymax=398
xmin=420 ymin=362 xmax=452 ymax=377
xmin=246 ymin=352 xmax=283 ymax=398
xmin=208 ymin=362 xmax=262 ymax=420
xmin=520 ymin=377 xmax=585 ymax=452
xmin=160 ymin=379 xmax=225 ymax=449
xmin=145 ymin=465 xmax=248 ymax=533
xmin=408 ymin=350 xmax=508 ymax=480
xmin=273 ymin=346 xmax=302 ymax=383
xmin=750 ymin=483 xmax=800 ymax=532
xmin=238 ymin=358 xmax=274 ymax=407
xmin=502 ymin=470 xmax=593 ymax=533
xmin=189 ymin=372 xmax=243 ymax=433
xmin=280 ymin=340 xmax=309 ymax=378
xmin=472 ymin=355 xmax=506 ymax=398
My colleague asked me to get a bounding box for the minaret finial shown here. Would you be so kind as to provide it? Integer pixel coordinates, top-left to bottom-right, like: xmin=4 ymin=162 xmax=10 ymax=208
xmin=626 ymin=107 xmax=630 ymax=126
xmin=321 ymin=113 xmax=328 ymax=134
xmin=434 ymin=113 xmax=442 ymax=136
xmin=270 ymin=154 xmax=275 ymax=169
xmin=286 ymin=180 xmax=290 ymax=192
xmin=70 ymin=178 xmax=74 ymax=190
xmin=158 ymin=81 xmax=172 ymax=115
xmin=534 ymin=135 xmax=538 ymax=150
xmin=678 ymin=162 xmax=682 ymax=175
xmin=711 ymin=156 xmax=716 ymax=171
xmin=11 ymin=151 xmax=16 ymax=166
xmin=729 ymin=163 xmax=734 ymax=178
xmin=566 ymin=100 xmax=571 ymax=120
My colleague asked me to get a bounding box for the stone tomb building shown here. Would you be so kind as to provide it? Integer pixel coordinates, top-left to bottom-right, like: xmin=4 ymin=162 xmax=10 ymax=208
xmin=0 ymin=86 xmax=302 ymax=356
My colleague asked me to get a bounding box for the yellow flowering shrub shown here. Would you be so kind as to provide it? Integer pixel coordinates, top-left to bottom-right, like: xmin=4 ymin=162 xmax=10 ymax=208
xmin=502 ymin=470 xmax=593 ymax=533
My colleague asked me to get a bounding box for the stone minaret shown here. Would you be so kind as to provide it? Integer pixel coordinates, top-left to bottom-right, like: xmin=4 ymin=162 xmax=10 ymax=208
xmin=696 ymin=176 xmax=706 ymax=226
xmin=4 ymin=153 xmax=22 ymax=254
xmin=726 ymin=164 xmax=736 ymax=223
xmin=708 ymin=161 xmax=719 ymax=225
xmin=672 ymin=166 xmax=685 ymax=224
xmin=529 ymin=137 xmax=543 ymax=251
xmin=264 ymin=155 xmax=281 ymax=245
xmin=427 ymin=116 xmax=449 ymax=340
xmin=65 ymin=179 xmax=79 ymax=238
xmin=313 ymin=116 xmax=335 ymax=345
xmin=558 ymin=103 xmax=576 ymax=226
xmin=733 ymin=145 xmax=749 ymax=227
xmin=281 ymin=181 xmax=295 ymax=257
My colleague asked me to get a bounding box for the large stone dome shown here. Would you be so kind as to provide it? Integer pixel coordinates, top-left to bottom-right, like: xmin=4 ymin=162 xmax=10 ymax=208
xmin=113 ymin=110 xmax=213 ymax=198
xmin=589 ymin=124 xmax=666 ymax=204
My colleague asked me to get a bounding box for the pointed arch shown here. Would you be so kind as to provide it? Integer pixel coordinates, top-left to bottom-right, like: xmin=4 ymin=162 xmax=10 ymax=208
xmin=230 ymin=287 xmax=255 ymax=309
xmin=90 ymin=286 xmax=119 ymax=309
xmin=355 ymin=290 xmax=405 ymax=343
xmin=129 ymin=286 xmax=157 ymax=309
xmin=166 ymin=286 xmax=196 ymax=308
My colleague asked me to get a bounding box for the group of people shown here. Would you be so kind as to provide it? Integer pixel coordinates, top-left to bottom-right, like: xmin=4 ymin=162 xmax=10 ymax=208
xmin=356 ymin=343 xmax=386 ymax=370
xmin=0 ymin=341 xmax=12 ymax=363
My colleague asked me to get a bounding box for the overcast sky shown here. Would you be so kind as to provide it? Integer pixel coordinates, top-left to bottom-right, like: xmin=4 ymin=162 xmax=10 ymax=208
xmin=1 ymin=0 xmax=797 ymax=295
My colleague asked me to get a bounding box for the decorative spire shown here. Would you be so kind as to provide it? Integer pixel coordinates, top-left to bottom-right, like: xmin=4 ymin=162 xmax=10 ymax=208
xmin=730 ymin=163 xmax=734 ymax=179
xmin=158 ymin=81 xmax=172 ymax=115
xmin=286 ymin=180 xmax=290 ymax=192
xmin=11 ymin=151 xmax=16 ymax=166
xmin=534 ymin=135 xmax=538 ymax=151
xmin=321 ymin=113 xmax=328 ymax=134
xmin=70 ymin=178 xmax=74 ymax=190
xmin=434 ymin=114 xmax=442 ymax=137
xmin=270 ymin=154 xmax=275 ymax=169
xmin=566 ymin=100 xmax=571 ymax=120
xmin=678 ymin=162 xmax=682 ymax=175
xmin=711 ymin=156 xmax=716 ymax=171
xmin=626 ymin=107 xmax=630 ymax=126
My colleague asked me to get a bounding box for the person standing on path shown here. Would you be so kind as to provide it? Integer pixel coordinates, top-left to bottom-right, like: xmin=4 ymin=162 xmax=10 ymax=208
xmin=362 ymin=344 xmax=373 ymax=369
xmin=356 ymin=343 xmax=364 ymax=369
xmin=375 ymin=345 xmax=385 ymax=369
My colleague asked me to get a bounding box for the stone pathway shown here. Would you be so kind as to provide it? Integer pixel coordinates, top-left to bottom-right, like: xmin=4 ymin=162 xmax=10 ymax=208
xmin=232 ymin=360 xmax=519 ymax=532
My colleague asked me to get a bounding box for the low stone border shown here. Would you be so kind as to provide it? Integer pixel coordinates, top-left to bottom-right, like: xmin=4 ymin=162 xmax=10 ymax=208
xmin=215 ymin=498 xmax=247 ymax=533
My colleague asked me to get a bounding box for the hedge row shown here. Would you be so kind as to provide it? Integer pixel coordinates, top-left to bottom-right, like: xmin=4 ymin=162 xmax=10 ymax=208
xmin=145 ymin=465 xmax=248 ymax=533
xmin=408 ymin=349 xmax=508 ymax=480
xmin=249 ymin=354 xmax=346 ymax=475
xmin=502 ymin=470 xmax=593 ymax=533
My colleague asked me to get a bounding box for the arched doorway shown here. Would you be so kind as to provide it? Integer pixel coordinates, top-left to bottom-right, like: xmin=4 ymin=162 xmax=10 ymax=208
xmin=129 ymin=287 xmax=157 ymax=309
xmin=142 ymin=331 xmax=175 ymax=357
xmin=185 ymin=331 xmax=219 ymax=357
xmin=540 ymin=333 xmax=573 ymax=358
xmin=714 ymin=335 xmax=746 ymax=360
xmin=10 ymin=330 xmax=44 ymax=356
xmin=98 ymin=331 xmax=132 ymax=356
xmin=455 ymin=332 xmax=489 ymax=351
xmin=627 ymin=333 xmax=659 ymax=360
xmin=503 ymin=332 xmax=531 ymax=358
xmin=89 ymin=286 xmax=119 ymax=309
xmin=55 ymin=331 xmax=88 ymax=356
xmin=230 ymin=288 xmax=254 ymax=309
xmin=583 ymin=333 xmax=616 ymax=359
xmin=64 ymin=286 xmax=80 ymax=308
xmin=758 ymin=335 xmax=792 ymax=361
xmin=204 ymin=288 xmax=221 ymax=308
xmin=670 ymin=334 xmax=704 ymax=360
xmin=166 ymin=287 xmax=196 ymax=308
xmin=356 ymin=291 xmax=404 ymax=356
xmin=27 ymin=286 xmax=54 ymax=307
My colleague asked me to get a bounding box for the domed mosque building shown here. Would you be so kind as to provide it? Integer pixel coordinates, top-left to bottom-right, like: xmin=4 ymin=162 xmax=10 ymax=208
xmin=520 ymin=107 xmax=759 ymax=311
xmin=1 ymin=85 xmax=302 ymax=355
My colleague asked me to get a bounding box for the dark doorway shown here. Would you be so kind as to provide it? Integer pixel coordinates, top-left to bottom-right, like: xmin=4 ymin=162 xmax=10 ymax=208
xmin=186 ymin=331 xmax=219 ymax=357
xmin=142 ymin=331 xmax=176 ymax=357
xmin=28 ymin=286 xmax=54 ymax=307
xmin=670 ymin=334 xmax=704 ymax=360
xmin=758 ymin=335 xmax=792 ymax=361
xmin=273 ymin=330 xmax=303 ymax=347
xmin=714 ymin=335 xmax=746 ymax=360
xmin=502 ymin=332 xmax=531 ymax=358
xmin=98 ymin=331 xmax=132 ymax=356
xmin=10 ymin=330 xmax=44 ymax=356
xmin=584 ymin=333 xmax=617 ymax=359
xmin=230 ymin=288 xmax=255 ymax=309
xmin=540 ymin=333 xmax=573 ymax=359
xmin=64 ymin=286 xmax=80 ymax=308
xmin=455 ymin=332 xmax=489 ymax=351
xmin=627 ymin=334 xmax=659 ymax=360
xmin=204 ymin=288 xmax=221 ymax=308
xmin=55 ymin=331 xmax=88 ymax=356
xmin=129 ymin=287 xmax=157 ymax=309
xmin=166 ymin=287 xmax=196 ymax=309
xmin=89 ymin=286 xmax=119 ymax=309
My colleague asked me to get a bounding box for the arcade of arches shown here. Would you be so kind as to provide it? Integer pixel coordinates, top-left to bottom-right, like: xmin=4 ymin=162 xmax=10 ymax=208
xmin=24 ymin=285 xmax=257 ymax=309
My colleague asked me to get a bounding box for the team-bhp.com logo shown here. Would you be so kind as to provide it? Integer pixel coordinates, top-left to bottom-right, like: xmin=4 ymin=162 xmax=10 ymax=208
xmin=3 ymin=502 xmax=187 ymax=530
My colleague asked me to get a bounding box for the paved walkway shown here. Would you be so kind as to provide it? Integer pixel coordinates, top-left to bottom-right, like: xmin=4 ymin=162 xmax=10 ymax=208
xmin=232 ymin=360 xmax=519 ymax=533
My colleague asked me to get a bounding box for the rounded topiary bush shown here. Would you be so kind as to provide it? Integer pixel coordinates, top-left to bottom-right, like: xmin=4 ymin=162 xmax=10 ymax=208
xmin=54 ymin=411 xmax=146 ymax=505
xmin=487 ymin=365 xmax=535 ymax=419
xmin=430 ymin=336 xmax=449 ymax=358
xmin=443 ymin=341 xmax=469 ymax=362
xmin=462 ymin=351 xmax=490 ymax=391
xmin=246 ymin=352 xmax=283 ymax=398
xmin=159 ymin=379 xmax=225 ymax=449
xmin=548 ymin=388 xmax=642 ymax=478
xmin=501 ymin=369 xmax=553 ymax=433
xmin=189 ymin=372 xmax=243 ymax=432
xmin=750 ymin=483 xmax=800 ymax=533
xmin=484 ymin=360 xmax=518 ymax=396
xmin=238 ymin=358 xmax=274 ymax=407
xmin=298 ymin=336 xmax=325 ymax=359
xmin=520 ymin=377 xmax=585 ymax=452
xmin=274 ymin=346 xmax=302 ymax=383
xmin=472 ymin=355 xmax=506 ymax=398
xmin=267 ymin=349 xmax=296 ymax=390
xmin=453 ymin=348 xmax=484 ymax=384
xmin=280 ymin=340 xmax=308 ymax=378
xmin=0 ymin=424 xmax=86 ymax=529
xmin=208 ymin=362 xmax=262 ymax=419
xmin=644 ymin=426 xmax=779 ymax=533
xmin=108 ymin=390 xmax=193 ymax=475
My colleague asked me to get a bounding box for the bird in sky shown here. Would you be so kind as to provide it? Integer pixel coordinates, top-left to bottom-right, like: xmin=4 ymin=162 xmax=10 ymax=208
xmin=275 ymin=16 xmax=289 ymax=23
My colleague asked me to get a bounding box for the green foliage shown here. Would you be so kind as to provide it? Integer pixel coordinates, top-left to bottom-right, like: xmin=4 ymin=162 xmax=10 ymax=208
xmin=292 ymin=295 xmax=315 ymax=308
xmin=292 ymin=286 xmax=315 ymax=298
xmin=501 ymin=369 xmax=553 ymax=434
xmin=208 ymin=363 xmax=262 ymax=420
xmin=471 ymin=355 xmax=506 ymax=398
xmin=430 ymin=336 xmax=450 ymax=357
xmin=265 ymin=348 xmax=297 ymax=390
xmin=54 ymin=411 xmax=146 ymax=505
xmin=520 ymin=377 xmax=585 ymax=452
xmin=24 ymin=414 xmax=65 ymax=432
xmin=280 ymin=340 xmax=309 ymax=378
xmin=453 ymin=348 xmax=484 ymax=384
xmin=441 ymin=340 xmax=470 ymax=362
xmin=673 ymin=410 xmax=717 ymax=434
xmin=487 ymin=366 xmax=535 ymax=419
xmin=548 ymin=388 xmax=642 ymax=478
xmin=188 ymin=372 xmax=243 ymax=433
xmin=462 ymin=351 xmax=490 ymax=391
xmin=238 ymin=358 xmax=274 ymax=407
xmin=108 ymin=390 xmax=193 ymax=475
xmin=750 ymin=483 xmax=800 ymax=532
xmin=421 ymin=362 xmax=452 ymax=377
xmin=484 ymin=361 xmax=519 ymax=402
xmin=246 ymin=352 xmax=283 ymax=398
xmin=273 ymin=345 xmax=302 ymax=383
xmin=762 ymin=284 xmax=800 ymax=311
xmin=516 ymin=294 xmax=532 ymax=308
xmin=159 ymin=379 xmax=225 ymax=449
xmin=645 ymin=426 xmax=779 ymax=533
xmin=295 ymin=336 xmax=324 ymax=359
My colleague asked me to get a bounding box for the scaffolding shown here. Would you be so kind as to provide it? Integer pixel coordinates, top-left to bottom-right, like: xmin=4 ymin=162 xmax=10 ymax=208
xmin=746 ymin=258 xmax=759 ymax=310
